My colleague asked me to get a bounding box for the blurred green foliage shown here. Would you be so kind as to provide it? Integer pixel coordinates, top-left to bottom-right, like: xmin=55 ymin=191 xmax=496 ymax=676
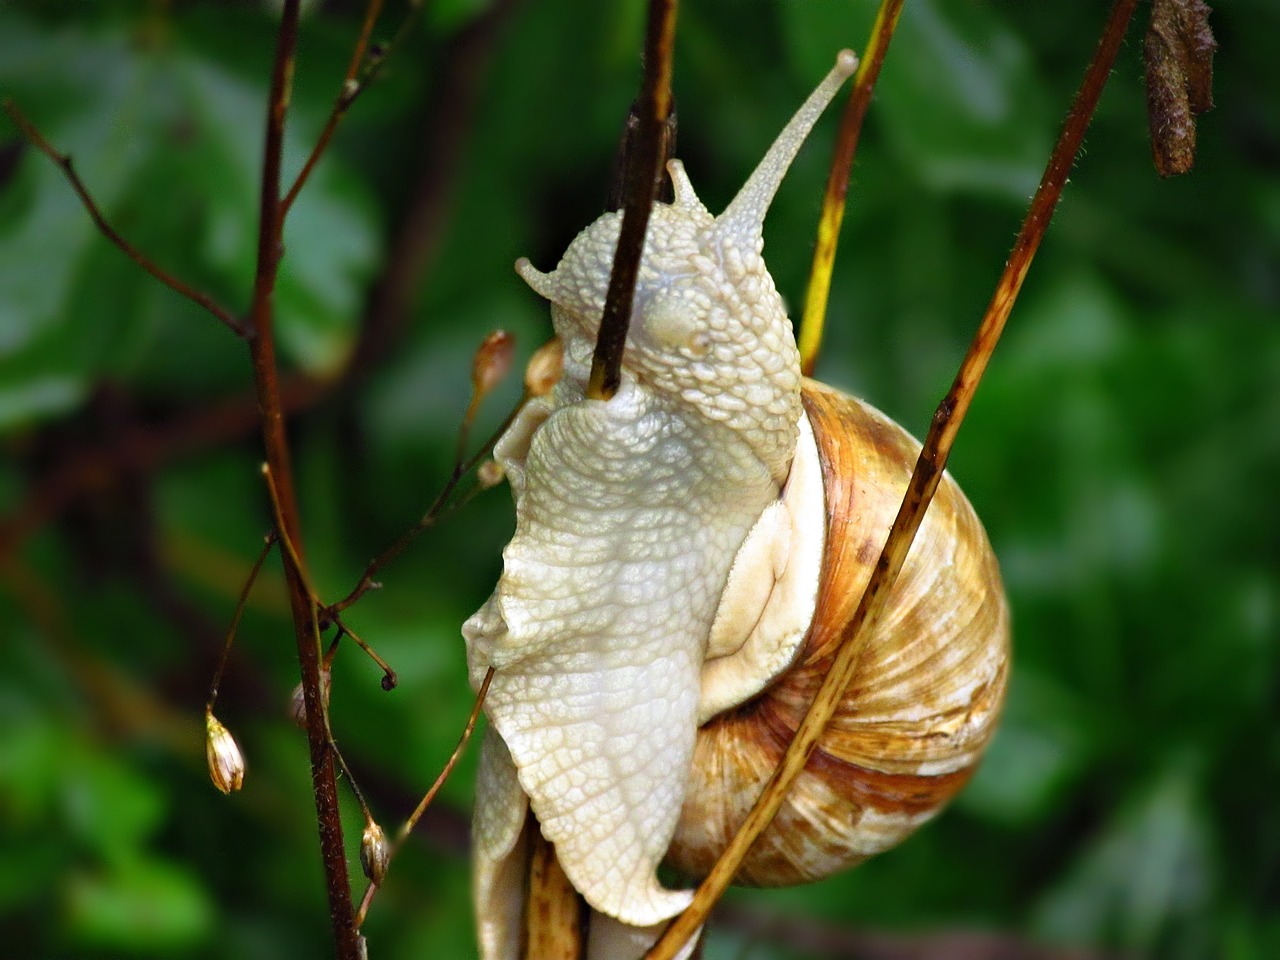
xmin=1 ymin=1 xmax=1276 ymax=958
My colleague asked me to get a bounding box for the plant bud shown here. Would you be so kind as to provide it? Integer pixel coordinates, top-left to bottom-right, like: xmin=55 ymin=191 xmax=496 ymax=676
xmin=360 ymin=819 xmax=390 ymax=885
xmin=524 ymin=338 xmax=563 ymax=397
xmin=289 ymin=666 xmax=333 ymax=730
xmin=477 ymin=459 xmax=505 ymax=489
xmin=472 ymin=330 xmax=515 ymax=398
xmin=205 ymin=710 xmax=246 ymax=795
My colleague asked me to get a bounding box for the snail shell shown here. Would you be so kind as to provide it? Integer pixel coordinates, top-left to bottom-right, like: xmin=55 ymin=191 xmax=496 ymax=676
xmin=668 ymin=378 xmax=1010 ymax=885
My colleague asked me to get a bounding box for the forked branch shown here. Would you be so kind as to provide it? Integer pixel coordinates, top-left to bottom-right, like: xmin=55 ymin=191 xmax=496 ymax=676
xmin=245 ymin=1 xmax=361 ymax=956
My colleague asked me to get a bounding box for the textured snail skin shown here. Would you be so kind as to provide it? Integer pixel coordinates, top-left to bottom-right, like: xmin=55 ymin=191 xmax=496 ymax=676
xmin=668 ymin=379 xmax=1010 ymax=885
xmin=464 ymin=53 xmax=859 ymax=944
xmin=463 ymin=48 xmax=1007 ymax=960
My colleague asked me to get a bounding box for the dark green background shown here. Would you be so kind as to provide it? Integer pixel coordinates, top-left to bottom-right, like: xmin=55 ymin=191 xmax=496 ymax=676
xmin=1 ymin=1 xmax=1276 ymax=957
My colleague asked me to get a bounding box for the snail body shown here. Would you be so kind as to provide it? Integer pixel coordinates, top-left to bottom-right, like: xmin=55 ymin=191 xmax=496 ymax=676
xmin=463 ymin=50 xmax=1009 ymax=960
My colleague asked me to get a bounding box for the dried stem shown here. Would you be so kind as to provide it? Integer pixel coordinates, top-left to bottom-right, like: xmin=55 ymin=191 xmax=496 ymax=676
xmin=585 ymin=0 xmax=680 ymax=401
xmin=645 ymin=0 xmax=1142 ymax=956
xmin=282 ymin=0 xmax=388 ymax=216
xmin=355 ymin=666 xmax=495 ymax=927
xmin=797 ymin=0 xmax=906 ymax=376
xmin=1 ymin=99 xmax=249 ymax=338
xmin=247 ymin=1 xmax=360 ymax=954
xmin=525 ymin=829 xmax=586 ymax=960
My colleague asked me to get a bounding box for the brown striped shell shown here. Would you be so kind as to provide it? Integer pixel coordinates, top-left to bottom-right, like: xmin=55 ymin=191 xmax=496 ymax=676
xmin=666 ymin=378 xmax=1011 ymax=886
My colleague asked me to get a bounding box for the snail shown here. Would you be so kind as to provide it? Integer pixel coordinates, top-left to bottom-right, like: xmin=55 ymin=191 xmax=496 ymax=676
xmin=463 ymin=50 xmax=1010 ymax=960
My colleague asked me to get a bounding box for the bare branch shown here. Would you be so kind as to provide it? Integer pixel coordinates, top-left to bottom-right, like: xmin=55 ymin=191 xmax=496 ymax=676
xmin=245 ymin=1 xmax=362 ymax=954
xmin=1 ymin=99 xmax=249 ymax=338
xmin=282 ymin=0 xmax=388 ymax=216
xmin=355 ymin=667 xmax=495 ymax=927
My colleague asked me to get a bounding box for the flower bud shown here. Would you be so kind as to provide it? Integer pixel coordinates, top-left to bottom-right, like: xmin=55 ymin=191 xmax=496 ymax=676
xmin=205 ymin=710 xmax=246 ymax=795
xmin=360 ymin=819 xmax=390 ymax=886
xmin=472 ymin=330 xmax=515 ymax=398
xmin=289 ymin=666 xmax=333 ymax=730
xmin=524 ymin=338 xmax=563 ymax=397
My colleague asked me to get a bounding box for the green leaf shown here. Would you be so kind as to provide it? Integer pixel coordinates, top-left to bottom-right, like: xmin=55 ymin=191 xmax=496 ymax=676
xmin=59 ymin=750 xmax=166 ymax=865
xmin=63 ymin=857 xmax=214 ymax=953
xmin=0 ymin=9 xmax=380 ymax=428
xmin=958 ymin=669 xmax=1096 ymax=825
xmin=873 ymin=0 xmax=1053 ymax=199
xmin=1032 ymin=763 xmax=1214 ymax=951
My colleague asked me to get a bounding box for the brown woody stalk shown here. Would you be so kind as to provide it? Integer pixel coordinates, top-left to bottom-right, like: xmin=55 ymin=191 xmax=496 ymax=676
xmin=246 ymin=2 xmax=360 ymax=956
xmin=585 ymin=0 xmax=680 ymax=401
xmin=646 ymin=0 xmax=1142 ymax=956
xmin=797 ymin=0 xmax=905 ymax=376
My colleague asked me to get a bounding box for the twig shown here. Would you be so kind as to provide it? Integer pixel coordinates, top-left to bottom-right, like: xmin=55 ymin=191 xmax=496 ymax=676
xmin=797 ymin=0 xmax=906 ymax=376
xmin=645 ymin=1 xmax=1142 ymax=956
xmin=206 ymin=533 xmax=278 ymax=710
xmin=1 ymin=99 xmax=249 ymax=338
xmin=282 ymin=0 xmax=389 ymax=216
xmin=337 ymin=0 xmax=525 ymax=391
xmin=585 ymin=0 xmax=680 ymax=401
xmin=246 ymin=1 xmax=361 ymax=955
xmin=329 ymin=391 xmax=524 ymax=616
xmin=355 ymin=666 xmax=495 ymax=927
xmin=333 ymin=618 xmax=398 ymax=690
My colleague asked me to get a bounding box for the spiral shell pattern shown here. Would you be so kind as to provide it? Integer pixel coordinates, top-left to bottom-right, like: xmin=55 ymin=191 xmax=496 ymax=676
xmin=667 ymin=379 xmax=1011 ymax=886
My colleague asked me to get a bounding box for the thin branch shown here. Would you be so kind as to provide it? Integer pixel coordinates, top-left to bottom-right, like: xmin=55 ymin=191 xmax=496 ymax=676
xmin=329 ymin=391 xmax=524 ymax=616
xmin=281 ymin=0 xmax=389 ymax=216
xmin=206 ymin=533 xmax=278 ymax=710
xmin=246 ymin=1 xmax=361 ymax=955
xmin=355 ymin=666 xmax=495 ymax=927
xmin=797 ymin=0 xmax=905 ymax=376
xmin=333 ymin=618 xmax=398 ymax=690
xmin=1 ymin=1 xmax=523 ymax=564
xmin=1 ymin=99 xmax=249 ymax=338
xmin=337 ymin=0 xmax=525 ymax=390
xmin=584 ymin=0 xmax=680 ymax=401
xmin=646 ymin=1 xmax=1142 ymax=956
